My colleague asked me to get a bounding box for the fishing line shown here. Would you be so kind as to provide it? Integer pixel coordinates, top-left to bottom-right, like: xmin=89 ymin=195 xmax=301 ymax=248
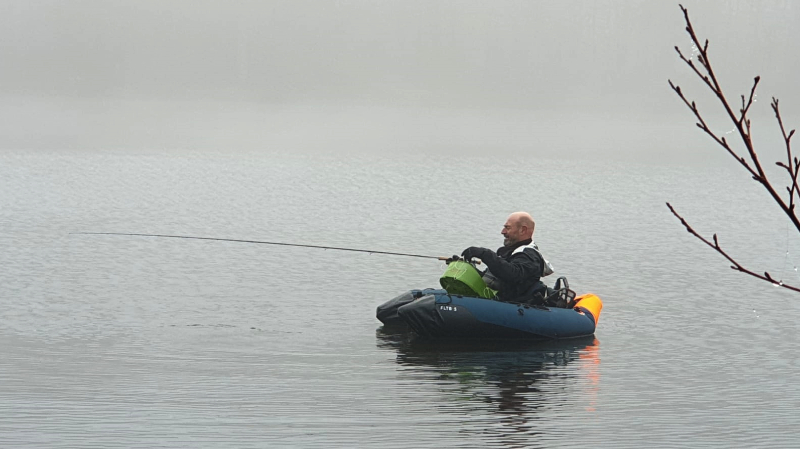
xmin=71 ymin=232 xmax=448 ymax=261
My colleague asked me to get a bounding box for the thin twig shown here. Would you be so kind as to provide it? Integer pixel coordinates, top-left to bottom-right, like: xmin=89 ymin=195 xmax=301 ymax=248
xmin=773 ymin=98 xmax=800 ymax=204
xmin=666 ymin=203 xmax=800 ymax=293
xmin=668 ymin=79 xmax=752 ymax=172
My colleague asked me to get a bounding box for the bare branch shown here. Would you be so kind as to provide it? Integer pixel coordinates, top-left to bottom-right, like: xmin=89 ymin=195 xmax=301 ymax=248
xmin=666 ymin=203 xmax=800 ymax=293
xmin=668 ymin=79 xmax=756 ymax=174
xmin=673 ymin=48 xmax=715 ymax=91
xmin=670 ymin=5 xmax=800 ymax=273
xmin=740 ymin=76 xmax=760 ymax=120
xmin=768 ymin=97 xmax=800 ymax=209
xmin=669 ymin=5 xmax=800 ymax=292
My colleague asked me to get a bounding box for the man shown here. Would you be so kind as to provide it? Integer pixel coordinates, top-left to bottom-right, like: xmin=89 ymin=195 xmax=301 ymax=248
xmin=460 ymin=211 xmax=554 ymax=302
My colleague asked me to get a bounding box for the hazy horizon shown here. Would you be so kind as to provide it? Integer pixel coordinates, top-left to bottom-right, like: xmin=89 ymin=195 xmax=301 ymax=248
xmin=2 ymin=0 xmax=799 ymax=162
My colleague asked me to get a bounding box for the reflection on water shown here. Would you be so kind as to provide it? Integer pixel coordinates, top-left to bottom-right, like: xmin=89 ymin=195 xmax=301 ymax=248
xmin=376 ymin=327 xmax=601 ymax=447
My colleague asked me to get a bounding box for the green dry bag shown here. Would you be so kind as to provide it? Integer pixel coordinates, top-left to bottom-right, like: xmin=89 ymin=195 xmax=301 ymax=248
xmin=439 ymin=261 xmax=497 ymax=299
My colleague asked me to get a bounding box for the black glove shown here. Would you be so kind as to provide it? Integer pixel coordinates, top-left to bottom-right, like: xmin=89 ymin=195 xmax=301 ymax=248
xmin=445 ymin=255 xmax=461 ymax=264
xmin=461 ymin=246 xmax=488 ymax=262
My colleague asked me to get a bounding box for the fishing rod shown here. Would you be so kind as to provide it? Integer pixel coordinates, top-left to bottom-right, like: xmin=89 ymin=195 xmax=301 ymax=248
xmin=71 ymin=232 xmax=455 ymax=261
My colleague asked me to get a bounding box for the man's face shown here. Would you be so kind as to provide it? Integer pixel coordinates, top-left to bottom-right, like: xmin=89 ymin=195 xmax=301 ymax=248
xmin=501 ymin=218 xmax=523 ymax=246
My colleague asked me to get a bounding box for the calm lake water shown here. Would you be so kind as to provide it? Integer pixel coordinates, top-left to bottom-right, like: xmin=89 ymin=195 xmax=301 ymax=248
xmin=2 ymin=148 xmax=800 ymax=448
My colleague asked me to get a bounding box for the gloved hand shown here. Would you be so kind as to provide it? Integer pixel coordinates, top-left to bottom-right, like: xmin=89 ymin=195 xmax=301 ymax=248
xmin=445 ymin=255 xmax=461 ymax=264
xmin=461 ymin=246 xmax=488 ymax=262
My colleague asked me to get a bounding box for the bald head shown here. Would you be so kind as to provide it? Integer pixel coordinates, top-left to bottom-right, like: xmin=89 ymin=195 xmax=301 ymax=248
xmin=502 ymin=211 xmax=535 ymax=246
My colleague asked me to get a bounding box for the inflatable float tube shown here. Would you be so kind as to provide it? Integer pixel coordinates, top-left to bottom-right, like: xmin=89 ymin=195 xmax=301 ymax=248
xmin=376 ymin=289 xmax=602 ymax=340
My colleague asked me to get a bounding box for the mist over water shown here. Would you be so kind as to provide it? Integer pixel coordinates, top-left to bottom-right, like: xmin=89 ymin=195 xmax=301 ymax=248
xmin=2 ymin=1 xmax=799 ymax=163
xmin=3 ymin=1 xmax=800 ymax=447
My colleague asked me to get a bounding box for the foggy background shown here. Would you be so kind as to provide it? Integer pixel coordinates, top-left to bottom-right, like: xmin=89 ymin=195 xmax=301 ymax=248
xmin=1 ymin=0 xmax=798 ymax=162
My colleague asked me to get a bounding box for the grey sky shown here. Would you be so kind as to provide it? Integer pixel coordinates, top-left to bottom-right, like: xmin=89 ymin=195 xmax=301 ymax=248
xmin=1 ymin=1 xmax=798 ymax=156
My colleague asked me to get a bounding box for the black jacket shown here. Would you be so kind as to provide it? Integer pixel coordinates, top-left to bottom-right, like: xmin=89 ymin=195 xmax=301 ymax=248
xmin=479 ymin=239 xmax=545 ymax=302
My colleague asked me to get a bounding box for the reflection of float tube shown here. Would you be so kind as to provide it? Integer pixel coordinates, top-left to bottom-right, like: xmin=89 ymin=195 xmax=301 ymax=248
xmin=573 ymin=294 xmax=603 ymax=325
xmin=578 ymin=338 xmax=601 ymax=412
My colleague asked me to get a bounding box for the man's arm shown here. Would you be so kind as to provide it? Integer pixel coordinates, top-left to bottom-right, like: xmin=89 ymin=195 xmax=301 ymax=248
xmin=462 ymin=247 xmax=542 ymax=284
